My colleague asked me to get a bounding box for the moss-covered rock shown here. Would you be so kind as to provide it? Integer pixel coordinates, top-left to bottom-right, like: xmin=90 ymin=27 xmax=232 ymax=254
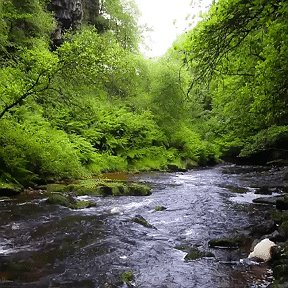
xmin=46 ymin=192 xmax=71 ymax=207
xmin=127 ymin=183 xmax=151 ymax=196
xmin=47 ymin=180 xmax=151 ymax=197
xmin=131 ymin=215 xmax=155 ymax=228
xmin=46 ymin=193 xmax=95 ymax=209
xmin=0 ymin=182 xmax=23 ymax=196
xmin=155 ymin=205 xmax=167 ymax=211
xmin=120 ymin=270 xmax=134 ymax=284
xmin=208 ymin=237 xmax=242 ymax=249
xmin=175 ymin=245 xmax=214 ymax=261
xmin=184 ymin=247 xmax=215 ymax=261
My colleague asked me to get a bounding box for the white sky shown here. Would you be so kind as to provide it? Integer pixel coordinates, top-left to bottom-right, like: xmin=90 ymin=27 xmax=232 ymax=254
xmin=134 ymin=0 xmax=212 ymax=57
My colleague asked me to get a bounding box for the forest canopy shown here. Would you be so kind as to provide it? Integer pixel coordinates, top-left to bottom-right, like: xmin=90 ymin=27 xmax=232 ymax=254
xmin=0 ymin=0 xmax=287 ymax=188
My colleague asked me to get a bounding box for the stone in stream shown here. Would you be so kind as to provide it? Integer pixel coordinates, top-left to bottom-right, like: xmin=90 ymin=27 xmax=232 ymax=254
xmin=276 ymin=196 xmax=288 ymax=211
xmin=254 ymin=186 xmax=274 ymax=195
xmin=46 ymin=192 xmax=95 ymax=209
xmin=222 ymin=184 xmax=250 ymax=194
xmin=47 ymin=180 xmax=151 ymax=197
xmin=249 ymin=220 xmax=277 ymax=237
xmin=253 ymin=195 xmax=284 ymax=205
xmin=131 ymin=215 xmax=155 ymax=229
xmin=154 ymin=205 xmax=167 ymax=212
xmin=208 ymin=237 xmax=243 ymax=249
xmin=175 ymin=245 xmax=214 ymax=261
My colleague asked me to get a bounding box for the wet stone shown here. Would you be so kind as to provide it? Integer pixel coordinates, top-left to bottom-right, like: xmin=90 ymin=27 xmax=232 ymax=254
xmin=254 ymin=187 xmax=274 ymax=195
xmin=131 ymin=215 xmax=155 ymax=229
xmin=175 ymin=245 xmax=214 ymax=261
xmin=253 ymin=196 xmax=283 ymax=205
xmin=223 ymin=185 xmax=250 ymax=194
xmin=46 ymin=192 xmax=95 ymax=209
xmin=0 ymin=182 xmax=22 ymax=197
xmin=250 ymin=220 xmax=276 ymax=237
xmin=120 ymin=270 xmax=135 ymax=284
xmin=276 ymin=197 xmax=288 ymax=211
xmin=208 ymin=237 xmax=242 ymax=249
xmin=154 ymin=206 xmax=167 ymax=211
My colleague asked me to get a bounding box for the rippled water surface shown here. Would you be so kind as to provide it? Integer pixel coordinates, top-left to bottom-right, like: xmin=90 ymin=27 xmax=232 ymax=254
xmin=1 ymin=165 xmax=287 ymax=287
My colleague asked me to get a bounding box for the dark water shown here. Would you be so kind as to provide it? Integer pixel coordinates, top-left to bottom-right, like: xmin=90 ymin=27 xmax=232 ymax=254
xmin=0 ymin=165 xmax=287 ymax=288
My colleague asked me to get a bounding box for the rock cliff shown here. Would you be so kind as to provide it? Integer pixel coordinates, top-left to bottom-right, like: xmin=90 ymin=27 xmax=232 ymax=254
xmin=49 ymin=0 xmax=83 ymax=46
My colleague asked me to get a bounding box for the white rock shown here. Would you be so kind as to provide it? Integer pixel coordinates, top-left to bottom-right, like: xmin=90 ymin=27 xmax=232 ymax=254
xmin=248 ymin=238 xmax=276 ymax=262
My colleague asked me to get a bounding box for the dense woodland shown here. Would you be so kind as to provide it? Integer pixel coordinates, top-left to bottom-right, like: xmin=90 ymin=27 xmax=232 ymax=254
xmin=0 ymin=0 xmax=287 ymax=188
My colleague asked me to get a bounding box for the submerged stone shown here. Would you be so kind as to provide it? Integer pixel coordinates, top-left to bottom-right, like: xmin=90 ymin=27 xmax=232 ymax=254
xmin=131 ymin=215 xmax=155 ymax=228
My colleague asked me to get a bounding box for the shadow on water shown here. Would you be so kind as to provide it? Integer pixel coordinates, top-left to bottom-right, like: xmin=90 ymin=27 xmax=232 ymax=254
xmin=0 ymin=164 xmax=286 ymax=287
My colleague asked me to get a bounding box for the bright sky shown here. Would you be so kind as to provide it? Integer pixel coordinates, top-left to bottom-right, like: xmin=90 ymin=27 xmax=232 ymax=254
xmin=134 ymin=0 xmax=212 ymax=57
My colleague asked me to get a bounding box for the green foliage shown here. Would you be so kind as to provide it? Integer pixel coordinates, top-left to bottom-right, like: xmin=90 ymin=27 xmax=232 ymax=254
xmin=0 ymin=0 xmax=225 ymax=188
xmin=1 ymin=0 xmax=55 ymax=57
xmin=177 ymin=0 xmax=288 ymax=159
xmin=240 ymin=126 xmax=288 ymax=157
xmin=0 ymin=113 xmax=86 ymax=185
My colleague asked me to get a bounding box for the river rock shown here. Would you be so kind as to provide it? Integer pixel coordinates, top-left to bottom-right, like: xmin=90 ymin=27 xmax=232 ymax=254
xmin=46 ymin=192 xmax=95 ymax=209
xmin=248 ymin=238 xmax=277 ymax=262
xmin=276 ymin=197 xmax=288 ymax=210
xmin=184 ymin=247 xmax=214 ymax=261
xmin=167 ymin=164 xmax=187 ymax=172
xmin=253 ymin=196 xmax=283 ymax=205
xmin=254 ymin=186 xmax=274 ymax=195
xmin=223 ymin=185 xmax=249 ymax=194
xmin=0 ymin=182 xmax=22 ymax=196
xmin=154 ymin=206 xmax=167 ymax=211
xmin=131 ymin=215 xmax=155 ymax=229
xmin=208 ymin=237 xmax=242 ymax=249
xmin=174 ymin=245 xmax=214 ymax=261
xmin=250 ymin=220 xmax=276 ymax=237
xmin=47 ymin=180 xmax=151 ymax=197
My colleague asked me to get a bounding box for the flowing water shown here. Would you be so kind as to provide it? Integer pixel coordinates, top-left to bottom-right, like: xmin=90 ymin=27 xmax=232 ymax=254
xmin=1 ymin=164 xmax=287 ymax=288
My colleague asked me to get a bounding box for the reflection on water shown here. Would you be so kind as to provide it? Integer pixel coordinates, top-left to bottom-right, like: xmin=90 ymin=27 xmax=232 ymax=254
xmin=0 ymin=164 xmax=286 ymax=287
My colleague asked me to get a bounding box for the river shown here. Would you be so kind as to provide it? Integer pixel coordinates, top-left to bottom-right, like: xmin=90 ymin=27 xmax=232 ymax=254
xmin=1 ymin=164 xmax=286 ymax=288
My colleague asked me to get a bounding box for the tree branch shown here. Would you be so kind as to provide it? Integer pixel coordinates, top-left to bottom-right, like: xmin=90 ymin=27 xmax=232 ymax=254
xmin=0 ymin=71 xmax=49 ymax=120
